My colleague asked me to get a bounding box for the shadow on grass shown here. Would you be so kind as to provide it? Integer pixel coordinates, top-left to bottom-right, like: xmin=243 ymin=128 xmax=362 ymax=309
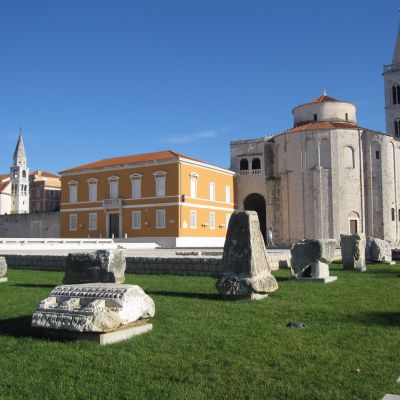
xmin=147 ymin=290 xmax=222 ymax=301
xmin=12 ymin=284 xmax=56 ymax=289
xmin=275 ymin=276 xmax=292 ymax=282
xmin=345 ymin=312 xmax=400 ymax=326
xmin=0 ymin=316 xmax=40 ymax=339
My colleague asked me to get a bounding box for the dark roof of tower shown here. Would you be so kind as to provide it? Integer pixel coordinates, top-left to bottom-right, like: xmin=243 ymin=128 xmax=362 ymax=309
xmin=307 ymin=94 xmax=341 ymax=104
xmin=13 ymin=134 xmax=27 ymax=160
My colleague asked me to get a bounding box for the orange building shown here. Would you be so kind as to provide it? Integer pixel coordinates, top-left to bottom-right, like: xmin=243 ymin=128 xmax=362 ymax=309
xmin=59 ymin=150 xmax=236 ymax=247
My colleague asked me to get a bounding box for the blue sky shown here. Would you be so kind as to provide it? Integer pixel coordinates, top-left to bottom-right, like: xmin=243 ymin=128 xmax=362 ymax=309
xmin=0 ymin=1 xmax=398 ymax=174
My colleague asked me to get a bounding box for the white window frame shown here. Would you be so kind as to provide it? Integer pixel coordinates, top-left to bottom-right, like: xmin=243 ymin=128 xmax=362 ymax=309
xmin=87 ymin=178 xmax=98 ymax=202
xmin=154 ymin=171 xmax=167 ymax=197
xmin=189 ymin=172 xmax=199 ymax=198
xmin=68 ymin=181 xmax=78 ymax=203
xmin=89 ymin=213 xmax=97 ymax=231
xmin=156 ymin=209 xmax=165 ymax=229
xmin=132 ymin=211 xmax=141 ymax=229
xmin=190 ymin=210 xmax=197 ymax=229
xmin=69 ymin=214 xmax=77 ymax=231
xmin=130 ymin=173 xmax=142 ymax=199
xmin=108 ymin=176 xmax=120 ymax=199
xmin=209 ymin=212 xmax=216 ymax=230
xmin=225 ymin=186 xmax=231 ymax=203
xmin=209 ymin=182 xmax=215 ymax=201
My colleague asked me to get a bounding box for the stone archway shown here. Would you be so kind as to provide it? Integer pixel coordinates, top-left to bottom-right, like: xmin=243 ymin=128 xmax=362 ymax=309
xmin=244 ymin=193 xmax=267 ymax=242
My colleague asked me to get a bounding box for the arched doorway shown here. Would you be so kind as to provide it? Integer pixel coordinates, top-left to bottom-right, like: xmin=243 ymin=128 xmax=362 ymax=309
xmin=244 ymin=193 xmax=267 ymax=242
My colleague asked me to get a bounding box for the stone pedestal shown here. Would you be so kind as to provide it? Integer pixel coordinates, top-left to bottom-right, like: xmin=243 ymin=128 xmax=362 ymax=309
xmin=216 ymin=211 xmax=278 ymax=299
xmin=33 ymin=321 xmax=153 ymax=345
xmin=291 ymin=239 xmax=337 ymax=284
xmin=341 ymin=233 xmax=366 ymax=271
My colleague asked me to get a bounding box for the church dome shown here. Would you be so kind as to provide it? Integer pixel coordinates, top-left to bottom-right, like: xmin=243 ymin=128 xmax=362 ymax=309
xmin=292 ymin=92 xmax=357 ymax=127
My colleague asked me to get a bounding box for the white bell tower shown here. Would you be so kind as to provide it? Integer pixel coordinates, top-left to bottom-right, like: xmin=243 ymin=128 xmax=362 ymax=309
xmin=384 ymin=22 xmax=400 ymax=138
xmin=10 ymin=132 xmax=29 ymax=214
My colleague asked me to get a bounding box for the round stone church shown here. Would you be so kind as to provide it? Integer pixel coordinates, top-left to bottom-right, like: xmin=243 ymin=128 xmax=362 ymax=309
xmin=230 ymin=93 xmax=400 ymax=245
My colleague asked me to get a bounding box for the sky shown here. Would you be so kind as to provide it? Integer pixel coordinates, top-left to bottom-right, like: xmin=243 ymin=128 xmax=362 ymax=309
xmin=0 ymin=1 xmax=399 ymax=174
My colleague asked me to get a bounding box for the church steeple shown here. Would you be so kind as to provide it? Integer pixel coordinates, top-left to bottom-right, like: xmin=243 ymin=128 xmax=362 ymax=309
xmin=383 ymin=21 xmax=400 ymax=138
xmin=13 ymin=132 xmax=27 ymax=166
xmin=393 ymin=23 xmax=400 ymax=64
xmin=10 ymin=131 xmax=29 ymax=214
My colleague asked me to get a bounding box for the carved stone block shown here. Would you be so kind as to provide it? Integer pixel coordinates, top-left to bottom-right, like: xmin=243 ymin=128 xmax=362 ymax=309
xmin=63 ymin=249 xmax=126 ymax=284
xmin=32 ymin=283 xmax=155 ymax=333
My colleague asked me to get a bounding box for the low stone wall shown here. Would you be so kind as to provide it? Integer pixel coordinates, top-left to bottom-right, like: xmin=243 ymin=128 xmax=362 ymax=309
xmin=3 ymin=252 xmax=291 ymax=277
xmin=0 ymin=212 xmax=60 ymax=238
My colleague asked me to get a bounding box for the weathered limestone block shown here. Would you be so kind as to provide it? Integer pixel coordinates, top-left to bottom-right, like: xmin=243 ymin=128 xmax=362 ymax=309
xmin=366 ymin=237 xmax=392 ymax=263
xmin=32 ymin=283 xmax=155 ymax=333
xmin=291 ymin=239 xmax=337 ymax=283
xmin=63 ymin=249 xmax=126 ymax=284
xmin=216 ymin=211 xmax=278 ymax=299
xmin=340 ymin=233 xmax=366 ymax=271
xmin=0 ymin=256 xmax=7 ymax=283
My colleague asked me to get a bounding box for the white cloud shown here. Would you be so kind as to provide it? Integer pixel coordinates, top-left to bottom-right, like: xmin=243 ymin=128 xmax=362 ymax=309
xmin=165 ymin=129 xmax=219 ymax=144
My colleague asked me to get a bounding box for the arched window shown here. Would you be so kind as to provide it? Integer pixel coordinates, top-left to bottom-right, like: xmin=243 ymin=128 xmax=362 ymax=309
xmin=348 ymin=211 xmax=360 ymax=234
xmin=392 ymin=208 xmax=396 ymax=221
xmin=393 ymin=85 xmax=400 ymax=105
xmin=22 ymin=170 xmax=26 ymax=178
xmin=344 ymin=146 xmax=355 ymax=169
xmin=252 ymin=158 xmax=261 ymax=170
xmin=240 ymin=159 xmax=249 ymax=171
xmin=394 ymin=120 xmax=400 ymax=138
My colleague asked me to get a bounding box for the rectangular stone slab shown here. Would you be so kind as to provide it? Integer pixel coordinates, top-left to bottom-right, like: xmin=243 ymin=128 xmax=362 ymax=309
xmin=32 ymin=322 xmax=153 ymax=345
xmin=296 ymin=276 xmax=337 ymax=284
xmin=0 ymin=277 xmax=7 ymax=283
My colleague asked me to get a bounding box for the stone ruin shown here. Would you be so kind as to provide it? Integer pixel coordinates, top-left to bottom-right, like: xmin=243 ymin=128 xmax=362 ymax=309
xmin=366 ymin=237 xmax=393 ymax=263
xmin=32 ymin=283 xmax=155 ymax=345
xmin=340 ymin=233 xmax=366 ymax=272
xmin=63 ymin=249 xmax=126 ymax=284
xmin=33 ymin=248 xmax=155 ymax=344
xmin=290 ymin=239 xmax=337 ymax=283
xmin=0 ymin=256 xmax=7 ymax=283
xmin=215 ymin=211 xmax=278 ymax=300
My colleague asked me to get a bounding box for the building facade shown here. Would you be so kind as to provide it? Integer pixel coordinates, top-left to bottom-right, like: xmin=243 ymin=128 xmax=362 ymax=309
xmin=30 ymin=170 xmax=61 ymax=213
xmin=59 ymin=150 xmax=235 ymax=247
xmin=231 ymin=94 xmax=400 ymax=245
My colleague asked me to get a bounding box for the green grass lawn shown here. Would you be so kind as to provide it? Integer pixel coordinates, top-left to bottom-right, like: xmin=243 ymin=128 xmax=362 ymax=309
xmin=0 ymin=265 xmax=400 ymax=400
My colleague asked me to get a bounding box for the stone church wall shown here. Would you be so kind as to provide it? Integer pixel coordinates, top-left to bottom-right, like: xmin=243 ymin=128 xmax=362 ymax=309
xmin=0 ymin=212 xmax=60 ymax=238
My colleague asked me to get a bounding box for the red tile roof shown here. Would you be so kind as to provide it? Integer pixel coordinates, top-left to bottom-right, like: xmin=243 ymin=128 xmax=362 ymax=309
xmin=308 ymin=95 xmax=340 ymax=104
xmin=60 ymin=150 xmax=203 ymax=173
xmin=30 ymin=170 xmax=60 ymax=179
xmin=285 ymin=121 xmax=359 ymax=134
xmin=0 ymin=181 xmax=10 ymax=193
xmin=0 ymin=174 xmax=9 ymax=182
